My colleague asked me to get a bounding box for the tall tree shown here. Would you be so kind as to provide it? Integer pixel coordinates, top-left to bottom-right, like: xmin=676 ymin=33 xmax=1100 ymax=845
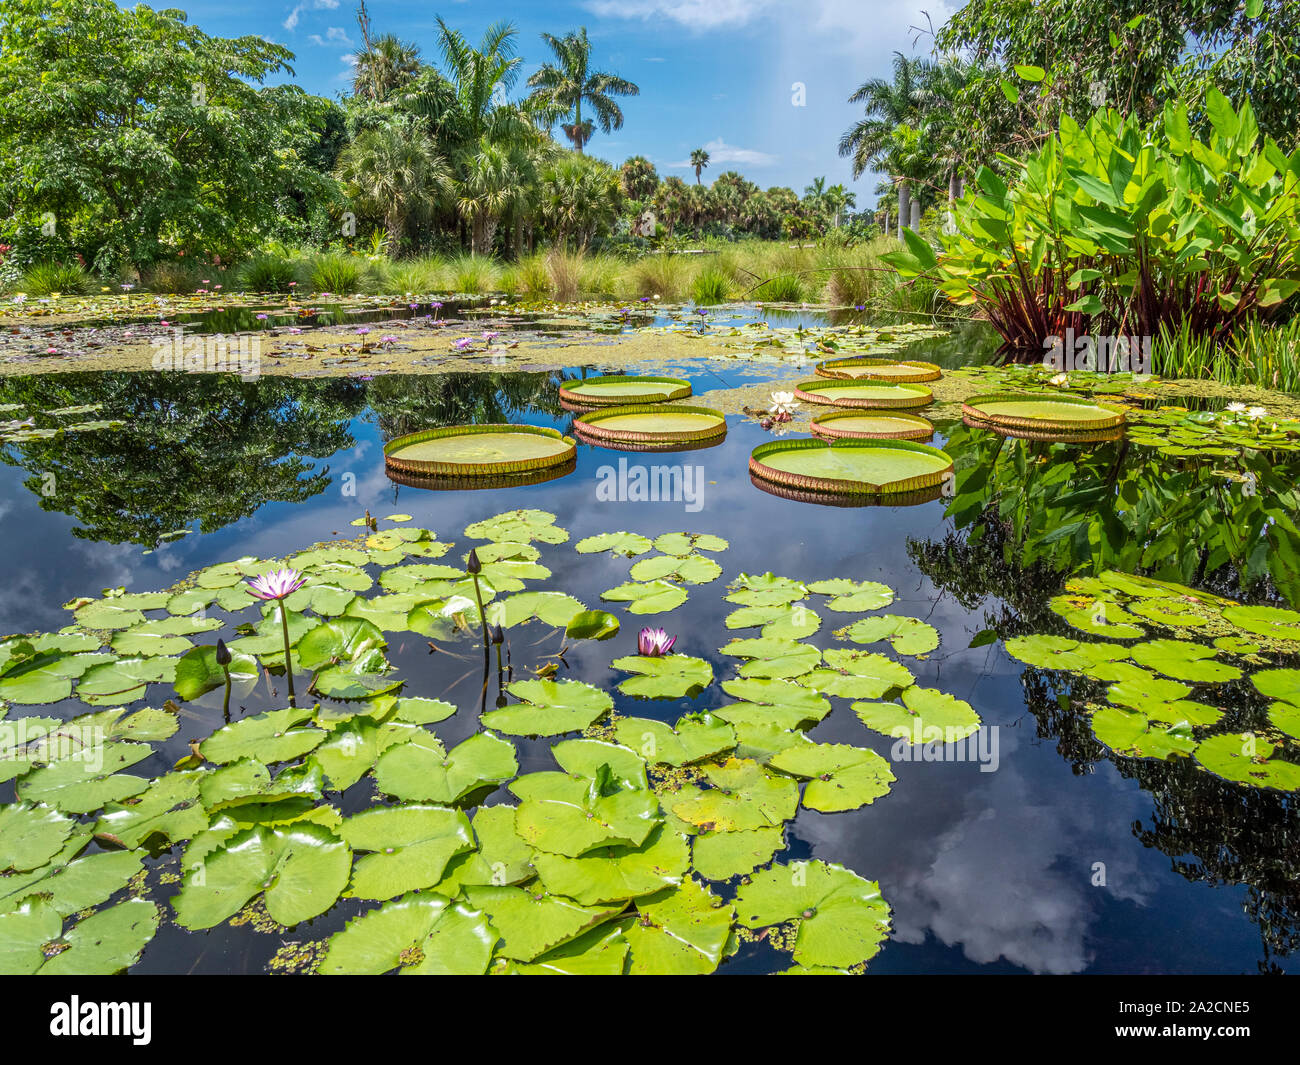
xmin=525 ymin=27 xmax=639 ymax=153
xmin=690 ymin=148 xmax=710 ymax=184
xmin=352 ymin=33 xmax=422 ymax=102
xmin=838 ymin=52 xmax=931 ymax=234
xmin=335 ymin=116 xmax=448 ymax=251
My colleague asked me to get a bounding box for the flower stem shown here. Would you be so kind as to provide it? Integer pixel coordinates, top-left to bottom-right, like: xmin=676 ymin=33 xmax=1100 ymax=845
xmin=279 ymin=603 xmax=296 ymax=706
xmin=470 ymin=571 xmax=490 ymax=673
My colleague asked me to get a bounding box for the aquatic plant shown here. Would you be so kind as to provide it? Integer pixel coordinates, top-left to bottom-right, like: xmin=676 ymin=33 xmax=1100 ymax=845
xmin=19 ymin=261 xmax=92 ymax=297
xmin=637 ymin=626 xmax=676 ymax=656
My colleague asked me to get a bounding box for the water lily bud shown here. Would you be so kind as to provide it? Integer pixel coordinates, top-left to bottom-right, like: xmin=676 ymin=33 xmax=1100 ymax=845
xmin=492 ymin=624 xmax=504 ymax=645
xmin=466 ymin=548 xmax=482 ymax=574
xmin=215 ymin=638 xmax=231 ymax=666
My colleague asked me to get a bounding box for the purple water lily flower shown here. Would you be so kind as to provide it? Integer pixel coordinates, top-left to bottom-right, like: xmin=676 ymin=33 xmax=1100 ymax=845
xmin=482 ymin=331 xmax=499 ymax=341
xmin=256 ymin=313 xmax=269 ymax=320
xmin=638 ymin=626 xmax=676 ymax=657
xmin=452 ymin=337 xmax=474 ymax=351
xmin=246 ymin=567 xmax=307 ymax=601
xmin=356 ymin=326 xmax=371 ymax=335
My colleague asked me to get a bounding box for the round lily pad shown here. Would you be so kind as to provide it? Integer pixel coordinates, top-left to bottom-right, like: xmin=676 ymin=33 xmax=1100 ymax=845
xmin=749 ymin=438 xmax=953 ymax=498
xmin=793 ymin=379 xmax=934 ymax=409
xmin=810 ymin=409 xmax=935 ymax=442
xmin=814 ymin=357 xmax=942 ymax=383
xmin=558 ymin=375 xmax=692 ymax=407
xmin=961 ymin=392 xmax=1125 ymax=432
xmin=572 ymin=404 xmax=726 ymax=446
xmin=385 ymin=424 xmax=576 ymax=480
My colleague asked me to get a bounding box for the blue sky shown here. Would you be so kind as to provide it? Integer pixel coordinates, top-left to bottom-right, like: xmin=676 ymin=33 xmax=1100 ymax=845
xmin=173 ymin=0 xmax=957 ymax=206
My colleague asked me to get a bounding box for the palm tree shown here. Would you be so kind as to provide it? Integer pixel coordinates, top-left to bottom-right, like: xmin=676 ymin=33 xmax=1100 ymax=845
xmin=824 ymin=184 xmax=856 ymax=228
xmin=838 ymin=52 xmax=931 ymax=235
xmin=352 ymin=34 xmax=422 ymax=102
xmin=619 ymin=155 xmax=659 ymax=201
xmin=434 ymin=18 xmax=525 ymax=145
xmin=690 ymin=148 xmax=710 ymax=184
xmin=335 ymin=117 xmax=449 ymax=252
xmin=526 ymin=27 xmax=639 ymax=153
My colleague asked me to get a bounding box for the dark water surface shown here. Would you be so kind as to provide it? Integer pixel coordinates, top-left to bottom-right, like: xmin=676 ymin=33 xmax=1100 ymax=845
xmin=1 ymin=351 xmax=1295 ymax=975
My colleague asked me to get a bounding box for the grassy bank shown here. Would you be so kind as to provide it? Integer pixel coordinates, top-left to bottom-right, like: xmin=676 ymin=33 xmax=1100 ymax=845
xmin=6 ymin=238 xmax=952 ymax=313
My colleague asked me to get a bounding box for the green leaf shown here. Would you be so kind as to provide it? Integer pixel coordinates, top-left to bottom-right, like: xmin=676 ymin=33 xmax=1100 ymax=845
xmin=734 ymin=860 xmax=891 ymax=968
xmin=612 ymin=654 xmax=713 ymax=699
xmin=692 ymin=826 xmax=784 ymax=881
xmin=173 ymin=821 xmax=352 ymax=929
xmin=670 ymin=757 xmax=799 ymax=832
xmin=174 ymin=644 xmax=259 ymax=701
xmin=340 ymin=805 xmax=475 ymax=900
xmin=199 ymin=706 xmax=325 ymax=765
xmin=852 ymin=685 xmax=980 ymax=742
xmin=462 ymin=884 xmax=623 ymax=961
xmin=484 ymin=679 xmax=613 ymax=736
xmin=624 ymin=877 xmax=734 ymax=975
xmin=319 ymin=893 xmax=496 ymax=975
xmin=769 ymin=741 xmax=895 ymax=812
xmin=375 ymin=730 xmax=517 ymax=804
xmin=532 ymin=823 xmax=690 ymax=905
xmin=806 ymin=578 xmax=895 ymax=612
xmin=0 ymin=802 xmax=76 ymax=872
xmin=613 ymin=713 xmax=736 ymax=766
xmin=512 ymin=766 xmax=661 ymax=856
xmin=575 ymin=531 xmax=653 ymax=557
xmin=601 ymin=579 xmax=689 ymax=615
xmin=565 ymin=610 xmax=621 ymax=642
xmin=837 ymin=615 xmax=939 ymax=655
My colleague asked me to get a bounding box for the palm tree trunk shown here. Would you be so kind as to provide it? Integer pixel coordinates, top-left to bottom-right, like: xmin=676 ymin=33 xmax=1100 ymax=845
xmin=897 ymin=181 xmax=909 ymax=240
xmin=948 ymin=171 xmax=961 ymax=204
xmin=909 ymin=197 xmax=920 ymax=231
xmin=574 ymin=98 xmax=583 ymax=155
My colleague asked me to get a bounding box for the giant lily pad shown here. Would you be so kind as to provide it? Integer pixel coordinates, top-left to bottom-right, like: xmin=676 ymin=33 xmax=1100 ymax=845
xmin=750 ymin=438 xmax=952 ymax=498
xmin=385 ymin=424 xmax=576 ymax=479
xmin=793 ymin=379 xmax=933 ymax=409
xmin=558 ymin=375 xmax=691 ymax=406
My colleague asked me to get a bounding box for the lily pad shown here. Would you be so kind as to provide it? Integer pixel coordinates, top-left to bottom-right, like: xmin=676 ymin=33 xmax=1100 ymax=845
xmin=375 ymin=730 xmax=517 ymax=804
xmin=837 ymin=615 xmax=939 ymax=656
xmin=613 ymin=713 xmax=736 ymax=766
xmin=769 ymin=741 xmax=896 ymax=812
xmin=670 ymin=758 xmax=799 ymax=832
xmin=612 ymin=654 xmax=713 ymax=699
xmin=575 ymin=531 xmax=653 ymax=557
xmin=484 ymin=679 xmax=613 ymax=736
xmin=601 ymin=579 xmax=689 ymax=615
xmin=340 ymin=805 xmax=475 ymax=900
xmin=807 ymin=578 xmax=895 ymax=612
xmin=1194 ymin=732 xmax=1300 ymax=791
xmin=319 ymin=892 xmax=496 ymax=975
xmin=852 ymin=685 xmax=980 ymax=743
xmin=734 ymin=860 xmax=891 ymax=968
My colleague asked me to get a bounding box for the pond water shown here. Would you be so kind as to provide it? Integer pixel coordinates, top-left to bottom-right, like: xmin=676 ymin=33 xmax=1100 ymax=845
xmin=2 ymin=336 xmax=1297 ymax=974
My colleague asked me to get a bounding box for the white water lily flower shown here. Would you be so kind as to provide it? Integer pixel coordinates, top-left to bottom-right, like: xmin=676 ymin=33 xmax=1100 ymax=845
xmin=1247 ymin=406 xmax=1268 ymax=420
xmin=1049 ymin=373 xmax=1069 ymax=386
xmin=769 ymin=391 xmax=799 ymax=417
xmin=1225 ymin=402 xmax=1247 ymax=414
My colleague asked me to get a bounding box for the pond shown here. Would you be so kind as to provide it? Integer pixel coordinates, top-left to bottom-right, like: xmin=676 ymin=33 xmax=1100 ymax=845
xmin=2 ymin=309 xmax=1298 ymax=976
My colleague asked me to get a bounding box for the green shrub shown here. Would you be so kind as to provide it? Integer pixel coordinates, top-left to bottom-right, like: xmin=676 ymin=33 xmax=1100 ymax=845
xmin=887 ymin=92 xmax=1300 ymax=356
xmin=386 ymin=260 xmax=441 ymax=295
xmin=752 ymin=273 xmax=806 ymax=302
xmin=21 ymin=260 xmax=93 ymax=296
xmin=240 ymin=252 xmax=297 ymax=293
xmin=545 ymin=249 xmax=582 ymax=302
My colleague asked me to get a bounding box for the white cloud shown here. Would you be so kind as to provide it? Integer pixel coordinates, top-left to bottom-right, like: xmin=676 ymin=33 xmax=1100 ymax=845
xmin=669 ymin=137 xmax=776 ymax=169
xmin=585 ymin=0 xmax=777 ymax=30
xmin=283 ymin=0 xmax=343 ymax=32
xmin=309 ymin=26 xmax=352 ymax=47
xmin=586 ymin=0 xmax=958 ymax=52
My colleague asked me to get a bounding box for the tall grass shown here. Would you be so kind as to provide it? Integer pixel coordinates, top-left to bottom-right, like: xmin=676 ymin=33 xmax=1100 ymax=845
xmin=690 ymin=266 xmax=733 ymax=304
xmin=240 ymin=251 xmax=297 ymax=293
xmin=308 ymin=251 xmax=364 ymax=295
xmin=1153 ymin=319 xmax=1300 ymax=390
xmin=623 ymin=253 xmax=693 ymax=301
xmin=20 ymin=261 xmax=93 ymax=296
xmin=447 ymin=254 xmax=499 ymax=294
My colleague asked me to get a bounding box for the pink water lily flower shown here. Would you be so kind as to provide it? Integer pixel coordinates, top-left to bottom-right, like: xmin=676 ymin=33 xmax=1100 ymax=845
xmin=246 ymin=567 xmax=307 ymax=601
xmin=638 ymin=626 xmax=676 ymax=656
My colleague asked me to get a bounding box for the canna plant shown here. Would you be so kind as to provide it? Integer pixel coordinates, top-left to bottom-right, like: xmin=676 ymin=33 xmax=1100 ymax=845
xmin=884 ymin=91 xmax=1300 ymax=358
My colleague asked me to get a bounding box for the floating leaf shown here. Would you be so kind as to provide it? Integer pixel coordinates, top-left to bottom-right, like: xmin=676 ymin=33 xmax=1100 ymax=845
xmin=769 ymin=741 xmax=896 ymax=812
xmin=565 ymin=610 xmax=621 ymax=642
xmin=717 ymin=678 xmax=832 ymax=730
xmin=95 ymin=771 xmax=208 ymax=848
xmin=612 ymin=654 xmax=713 ymax=699
xmin=512 ymin=765 xmax=660 ymax=856
xmin=173 ymin=644 xmax=259 ymax=701
xmin=15 ymin=740 xmax=152 ymax=814
xmin=671 ymin=758 xmax=799 ymax=832
xmin=341 ymin=805 xmax=475 ymax=900
xmin=654 ymin=532 xmax=728 ymax=556
xmin=623 ymin=877 xmax=734 ymax=975
xmin=1129 ymin=639 xmax=1241 ymax=682
xmin=720 ymin=637 xmax=821 ymax=679
xmin=200 ymin=706 xmax=325 ymax=765
xmin=0 ymin=802 xmax=76 ymax=871
xmin=462 ymin=884 xmax=623 ymax=962
xmin=852 ymin=685 xmax=980 ymax=742
xmin=1223 ymin=605 xmax=1300 ymax=642
xmin=532 ymin=823 xmax=690 ymax=905
xmin=1194 ymin=732 xmax=1300 ymax=791
xmin=629 ymin=553 xmax=723 ymax=585
xmin=734 ymin=860 xmax=891 ymax=968
xmin=692 ymin=826 xmax=785 ymax=881
xmin=319 ymin=893 xmax=495 ymax=975
xmin=601 ymin=579 xmax=689 ymax=615
xmin=484 ymin=679 xmax=613 ymax=736
xmin=807 ymin=578 xmax=895 ymax=612
xmin=486 ymin=591 xmax=585 ymax=629
xmin=464 ymin=509 xmax=568 ymax=545
xmin=725 ymin=573 xmax=808 ymax=607
xmin=837 ymin=615 xmax=939 ymax=655
xmin=1091 ymin=706 xmax=1197 ymax=760
xmin=375 ymin=731 xmax=517 ymax=804
xmin=613 ymin=713 xmax=736 ymax=766
xmin=173 ymin=821 xmax=352 ymax=929
xmin=575 ymin=532 xmax=653 ymax=557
